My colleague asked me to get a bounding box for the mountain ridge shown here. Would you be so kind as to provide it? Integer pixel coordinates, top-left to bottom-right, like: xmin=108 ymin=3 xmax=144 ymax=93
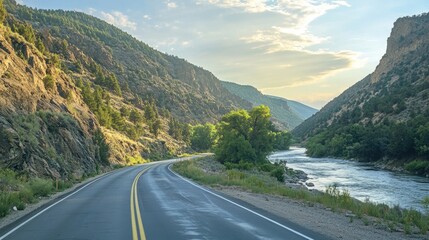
xmin=221 ymin=81 xmax=317 ymax=130
xmin=293 ymin=13 xmax=429 ymax=174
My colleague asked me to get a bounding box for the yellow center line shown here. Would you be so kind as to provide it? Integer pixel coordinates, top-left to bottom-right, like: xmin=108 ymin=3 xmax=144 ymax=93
xmin=130 ymin=167 xmax=151 ymax=240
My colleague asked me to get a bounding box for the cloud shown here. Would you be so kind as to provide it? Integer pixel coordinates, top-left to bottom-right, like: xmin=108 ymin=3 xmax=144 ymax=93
xmin=192 ymin=0 xmax=360 ymax=91
xmin=87 ymin=9 xmax=137 ymax=31
xmin=202 ymin=0 xmax=350 ymax=52
xmin=167 ymin=1 xmax=178 ymax=8
xmin=132 ymin=0 xmax=363 ymax=107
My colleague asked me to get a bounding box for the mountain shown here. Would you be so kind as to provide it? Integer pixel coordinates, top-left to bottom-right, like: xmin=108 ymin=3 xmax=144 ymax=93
xmin=0 ymin=0 xmax=256 ymax=178
xmin=266 ymin=96 xmax=317 ymax=120
xmin=222 ymin=81 xmax=317 ymax=130
xmin=4 ymin=1 xmax=251 ymax=124
xmin=293 ymin=13 xmax=429 ymax=174
xmin=0 ymin=16 xmax=105 ymax=178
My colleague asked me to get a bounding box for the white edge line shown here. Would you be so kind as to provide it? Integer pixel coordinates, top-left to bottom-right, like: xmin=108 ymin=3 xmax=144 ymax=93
xmin=168 ymin=164 xmax=314 ymax=240
xmin=0 ymin=172 xmax=113 ymax=240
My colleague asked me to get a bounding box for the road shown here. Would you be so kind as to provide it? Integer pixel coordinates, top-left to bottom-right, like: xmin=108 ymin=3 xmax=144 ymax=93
xmin=0 ymin=158 xmax=327 ymax=240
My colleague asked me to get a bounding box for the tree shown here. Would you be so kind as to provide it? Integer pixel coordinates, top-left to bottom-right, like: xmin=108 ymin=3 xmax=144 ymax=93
xmin=416 ymin=123 xmax=429 ymax=158
xmin=120 ymin=107 xmax=130 ymax=118
xmin=249 ymin=105 xmax=274 ymax=161
xmin=191 ymin=124 xmax=216 ymax=151
xmin=129 ymin=109 xmax=143 ymax=124
xmin=215 ymin=106 xmax=274 ymax=164
xmin=273 ymin=131 xmax=292 ymax=151
xmin=93 ymin=129 xmax=110 ymax=164
xmin=82 ymin=82 xmax=96 ymax=110
xmin=150 ymin=119 xmax=162 ymax=137
xmin=0 ymin=0 xmax=6 ymax=24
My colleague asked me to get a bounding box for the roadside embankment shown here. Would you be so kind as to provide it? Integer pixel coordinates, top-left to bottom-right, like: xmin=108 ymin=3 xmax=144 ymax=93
xmin=173 ymin=156 xmax=429 ymax=240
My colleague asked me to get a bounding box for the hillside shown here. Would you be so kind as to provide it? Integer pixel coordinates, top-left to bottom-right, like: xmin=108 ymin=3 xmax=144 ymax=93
xmin=1 ymin=0 xmax=229 ymax=178
xmin=293 ymin=13 xmax=429 ymax=174
xmin=4 ymin=1 xmax=251 ymax=124
xmin=222 ymin=81 xmax=317 ymax=130
xmin=0 ymin=19 xmax=105 ymax=178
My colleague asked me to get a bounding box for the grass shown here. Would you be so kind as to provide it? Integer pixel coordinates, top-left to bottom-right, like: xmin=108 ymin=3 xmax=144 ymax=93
xmin=172 ymin=157 xmax=429 ymax=235
xmin=0 ymin=168 xmax=83 ymax=218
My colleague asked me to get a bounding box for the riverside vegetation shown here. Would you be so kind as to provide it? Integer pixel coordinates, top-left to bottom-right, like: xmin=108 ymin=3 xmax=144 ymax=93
xmin=174 ymin=106 xmax=429 ymax=235
xmin=174 ymin=157 xmax=429 ymax=235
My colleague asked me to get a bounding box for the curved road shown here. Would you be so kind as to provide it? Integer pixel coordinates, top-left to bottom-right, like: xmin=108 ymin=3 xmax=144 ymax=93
xmin=0 ymin=159 xmax=328 ymax=240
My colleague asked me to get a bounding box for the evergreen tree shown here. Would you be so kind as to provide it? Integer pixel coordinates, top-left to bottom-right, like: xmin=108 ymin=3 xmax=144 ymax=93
xmin=93 ymin=129 xmax=110 ymax=164
xmin=129 ymin=109 xmax=143 ymax=124
xmin=82 ymin=82 xmax=96 ymax=110
xmin=0 ymin=0 xmax=6 ymax=24
xmin=120 ymin=106 xmax=130 ymax=118
xmin=150 ymin=119 xmax=162 ymax=137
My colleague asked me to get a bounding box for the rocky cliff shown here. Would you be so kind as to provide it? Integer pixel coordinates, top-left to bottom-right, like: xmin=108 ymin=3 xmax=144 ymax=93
xmin=294 ymin=13 xmax=429 ymax=139
xmin=293 ymin=13 xmax=429 ymax=168
xmin=0 ymin=24 xmax=103 ymax=179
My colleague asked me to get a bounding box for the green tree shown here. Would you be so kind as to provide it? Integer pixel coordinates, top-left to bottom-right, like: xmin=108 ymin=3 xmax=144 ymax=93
xmin=93 ymin=129 xmax=110 ymax=164
xmin=144 ymin=100 xmax=158 ymax=121
xmin=416 ymin=123 xmax=429 ymax=157
xmin=215 ymin=130 xmax=255 ymax=164
xmin=273 ymin=131 xmax=292 ymax=150
xmin=0 ymin=0 xmax=6 ymax=24
xmin=120 ymin=107 xmax=130 ymax=118
xmin=150 ymin=119 xmax=162 ymax=137
xmin=248 ymin=105 xmax=274 ymax=161
xmin=191 ymin=124 xmax=216 ymax=151
xmin=82 ymin=82 xmax=96 ymax=110
xmin=215 ymin=105 xmax=275 ymax=164
xmin=182 ymin=124 xmax=191 ymax=144
xmin=129 ymin=109 xmax=143 ymax=124
xmin=110 ymin=109 xmax=125 ymax=131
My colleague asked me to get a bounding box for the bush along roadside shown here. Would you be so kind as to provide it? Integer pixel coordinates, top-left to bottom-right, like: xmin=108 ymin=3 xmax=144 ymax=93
xmin=172 ymin=156 xmax=429 ymax=235
xmin=0 ymin=168 xmax=93 ymax=218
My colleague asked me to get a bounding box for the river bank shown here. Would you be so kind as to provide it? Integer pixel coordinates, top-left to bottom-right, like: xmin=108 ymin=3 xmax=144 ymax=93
xmin=269 ymin=148 xmax=429 ymax=212
xmin=173 ymin=156 xmax=429 ymax=239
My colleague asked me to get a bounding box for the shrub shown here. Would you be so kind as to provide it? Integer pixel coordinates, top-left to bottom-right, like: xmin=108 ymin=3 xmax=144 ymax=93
xmin=405 ymin=160 xmax=429 ymax=176
xmin=258 ymin=163 xmax=275 ymax=172
xmin=224 ymin=160 xmax=254 ymax=170
xmin=270 ymin=167 xmax=285 ymax=182
xmin=43 ymin=74 xmax=55 ymax=90
xmin=29 ymin=178 xmax=54 ymax=197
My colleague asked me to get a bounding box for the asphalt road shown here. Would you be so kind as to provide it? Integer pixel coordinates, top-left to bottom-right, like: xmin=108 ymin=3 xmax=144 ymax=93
xmin=0 ymin=159 xmax=327 ymax=240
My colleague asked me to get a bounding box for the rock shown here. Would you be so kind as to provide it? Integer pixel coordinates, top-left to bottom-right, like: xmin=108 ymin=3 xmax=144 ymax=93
xmin=12 ymin=206 xmax=17 ymax=211
xmin=305 ymin=182 xmax=315 ymax=187
xmin=345 ymin=213 xmax=356 ymax=218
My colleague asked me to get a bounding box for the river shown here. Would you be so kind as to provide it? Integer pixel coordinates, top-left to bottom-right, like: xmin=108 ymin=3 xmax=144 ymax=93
xmin=269 ymin=147 xmax=429 ymax=212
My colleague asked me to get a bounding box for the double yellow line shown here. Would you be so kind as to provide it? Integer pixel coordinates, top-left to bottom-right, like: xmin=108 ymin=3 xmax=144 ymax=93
xmin=130 ymin=167 xmax=151 ymax=240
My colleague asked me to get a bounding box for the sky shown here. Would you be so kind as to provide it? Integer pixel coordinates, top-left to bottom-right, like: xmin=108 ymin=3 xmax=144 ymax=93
xmin=22 ymin=0 xmax=429 ymax=109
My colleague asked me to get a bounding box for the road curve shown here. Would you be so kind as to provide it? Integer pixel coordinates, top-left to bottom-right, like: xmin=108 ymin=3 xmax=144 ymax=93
xmin=0 ymin=159 xmax=328 ymax=240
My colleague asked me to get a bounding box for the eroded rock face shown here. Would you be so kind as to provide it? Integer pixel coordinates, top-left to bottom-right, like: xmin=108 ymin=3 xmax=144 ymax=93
xmin=0 ymin=27 xmax=103 ymax=179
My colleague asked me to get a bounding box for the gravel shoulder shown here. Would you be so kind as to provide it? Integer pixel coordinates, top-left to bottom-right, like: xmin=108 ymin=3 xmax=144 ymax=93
xmin=214 ymin=186 xmax=426 ymax=240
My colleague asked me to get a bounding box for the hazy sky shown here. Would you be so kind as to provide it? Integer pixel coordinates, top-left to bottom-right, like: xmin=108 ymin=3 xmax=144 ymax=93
xmin=22 ymin=0 xmax=428 ymax=108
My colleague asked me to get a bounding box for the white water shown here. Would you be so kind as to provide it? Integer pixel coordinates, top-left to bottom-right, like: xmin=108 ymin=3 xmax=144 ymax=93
xmin=269 ymin=147 xmax=429 ymax=212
